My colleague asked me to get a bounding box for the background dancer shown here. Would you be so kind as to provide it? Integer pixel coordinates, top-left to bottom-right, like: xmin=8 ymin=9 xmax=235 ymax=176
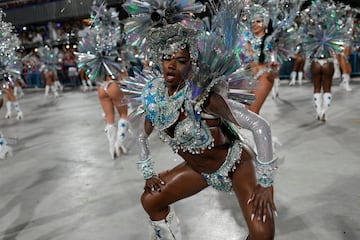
xmin=300 ymin=0 xmax=349 ymax=121
xmin=76 ymin=1 xmax=130 ymax=159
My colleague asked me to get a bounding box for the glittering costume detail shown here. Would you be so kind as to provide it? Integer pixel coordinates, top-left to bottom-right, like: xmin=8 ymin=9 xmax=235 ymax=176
xmin=123 ymin=0 xmax=277 ymax=187
xmin=38 ymin=46 xmax=58 ymax=73
xmin=135 ymin=114 xmax=156 ymax=180
xmin=255 ymin=158 xmax=278 ymax=188
xmin=122 ymin=0 xmax=204 ymax=64
xmin=145 ymin=22 xmax=202 ymax=66
xmin=75 ymin=1 xmax=126 ymax=83
xmin=0 ymin=9 xmax=22 ymax=88
xmin=253 ymin=67 xmax=272 ymax=80
xmin=299 ymin=0 xmax=349 ymax=59
xmin=99 ymin=80 xmax=118 ymax=92
xmin=149 ymin=206 xmax=182 ymax=240
xmin=0 ymin=131 xmax=13 ymax=159
xmin=313 ymin=58 xmax=334 ymax=66
xmin=137 ymin=157 xmax=155 ymax=180
xmin=143 ymin=77 xmax=214 ymax=154
xmin=202 ymin=140 xmax=242 ymax=192
xmin=243 ymin=30 xmax=272 ymax=63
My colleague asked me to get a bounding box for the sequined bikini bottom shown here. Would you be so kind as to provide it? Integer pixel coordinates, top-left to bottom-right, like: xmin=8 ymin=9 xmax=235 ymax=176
xmin=201 ymin=140 xmax=242 ymax=192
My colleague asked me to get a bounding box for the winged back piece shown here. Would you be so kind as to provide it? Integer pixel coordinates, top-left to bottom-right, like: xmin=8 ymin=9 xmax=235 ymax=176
xmin=299 ymin=0 xmax=349 ymax=59
xmin=75 ymin=1 xmax=125 ymax=82
xmin=0 ymin=9 xmax=22 ymax=88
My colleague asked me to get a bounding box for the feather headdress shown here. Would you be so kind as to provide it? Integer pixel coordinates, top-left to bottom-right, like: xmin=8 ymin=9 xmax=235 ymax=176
xmin=121 ymin=0 xmax=255 ymax=106
xmin=75 ymin=0 xmax=125 ymax=82
xmin=122 ymin=0 xmax=205 ymax=64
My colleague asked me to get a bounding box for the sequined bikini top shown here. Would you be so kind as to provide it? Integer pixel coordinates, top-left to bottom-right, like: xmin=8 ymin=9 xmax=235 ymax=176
xmin=243 ymin=30 xmax=272 ymax=62
xmin=142 ymin=77 xmax=214 ymax=154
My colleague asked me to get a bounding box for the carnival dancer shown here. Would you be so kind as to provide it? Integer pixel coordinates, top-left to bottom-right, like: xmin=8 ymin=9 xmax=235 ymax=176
xmin=3 ymin=83 xmax=23 ymax=120
xmin=242 ymin=5 xmax=275 ymax=113
xmin=0 ymin=81 xmax=13 ymax=160
xmin=79 ymin=66 xmax=94 ymax=91
xmin=337 ymin=5 xmax=355 ymax=92
xmin=13 ymin=76 xmax=26 ymax=98
xmin=300 ymin=0 xmax=348 ymax=121
xmin=39 ymin=45 xmax=60 ymax=98
xmin=121 ymin=0 xmax=277 ymax=239
xmin=0 ymin=9 xmax=24 ymax=119
xmin=289 ymin=51 xmax=306 ymax=86
xmin=0 ymin=78 xmax=13 ymax=159
xmin=288 ymin=15 xmax=306 ymax=86
xmin=242 ymin=2 xmax=301 ymax=111
xmin=76 ymin=0 xmax=129 ymax=159
xmin=0 ymin=87 xmax=13 ymax=159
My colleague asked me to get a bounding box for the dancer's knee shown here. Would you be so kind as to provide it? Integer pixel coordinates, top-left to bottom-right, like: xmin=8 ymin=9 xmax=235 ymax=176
xmin=141 ymin=191 xmax=164 ymax=213
xmin=248 ymin=221 xmax=275 ymax=240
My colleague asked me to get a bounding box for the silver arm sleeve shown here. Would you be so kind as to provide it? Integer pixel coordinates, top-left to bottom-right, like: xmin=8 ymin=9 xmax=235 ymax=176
xmin=130 ymin=106 xmax=156 ymax=179
xmin=228 ymin=99 xmax=277 ymax=187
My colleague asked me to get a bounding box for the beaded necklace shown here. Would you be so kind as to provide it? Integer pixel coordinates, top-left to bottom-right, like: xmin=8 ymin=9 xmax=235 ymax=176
xmin=143 ymin=78 xmax=214 ymax=154
xmin=158 ymin=81 xmax=214 ymax=154
xmin=153 ymin=80 xmax=188 ymax=131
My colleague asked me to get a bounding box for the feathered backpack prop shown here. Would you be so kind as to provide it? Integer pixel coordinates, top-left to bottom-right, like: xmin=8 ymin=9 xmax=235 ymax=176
xmin=0 ymin=9 xmax=22 ymax=90
xmin=75 ymin=0 xmax=125 ymax=83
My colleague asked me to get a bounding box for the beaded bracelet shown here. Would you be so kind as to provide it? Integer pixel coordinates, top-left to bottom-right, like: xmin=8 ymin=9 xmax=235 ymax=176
xmin=255 ymin=157 xmax=278 ymax=188
xmin=137 ymin=157 xmax=156 ymax=180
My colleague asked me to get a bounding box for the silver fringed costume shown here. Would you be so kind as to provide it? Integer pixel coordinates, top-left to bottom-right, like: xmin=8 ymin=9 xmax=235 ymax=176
xmin=38 ymin=45 xmax=59 ymax=73
xmin=240 ymin=0 xmax=303 ymax=65
xmin=299 ymin=0 xmax=348 ymax=61
xmin=137 ymin=74 xmax=276 ymax=190
xmin=122 ymin=1 xmax=277 ymax=238
xmin=122 ymin=0 xmax=277 ymax=190
xmin=0 ymin=9 xmax=22 ymax=89
xmin=0 ymin=9 xmax=21 ymax=156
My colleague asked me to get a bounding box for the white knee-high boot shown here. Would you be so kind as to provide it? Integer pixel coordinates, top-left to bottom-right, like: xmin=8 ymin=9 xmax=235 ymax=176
xmin=149 ymin=207 xmax=182 ymax=240
xmin=55 ymin=80 xmax=63 ymax=92
xmin=5 ymin=101 xmax=12 ymax=119
xmin=81 ymin=80 xmax=89 ymax=91
xmin=105 ymin=124 xmax=117 ymax=159
xmin=321 ymin=92 xmax=332 ymax=121
xmin=18 ymin=86 xmax=24 ymax=97
xmin=289 ymin=71 xmax=296 ymax=86
xmin=13 ymin=86 xmax=24 ymax=98
xmin=44 ymin=85 xmax=50 ymax=97
xmin=128 ymin=103 xmax=134 ymax=115
xmin=13 ymin=86 xmax=19 ymax=97
xmin=87 ymin=80 xmax=93 ymax=90
xmin=313 ymin=93 xmax=322 ymax=120
xmin=13 ymin=101 xmax=23 ymax=120
xmin=51 ymin=85 xmax=59 ymax=98
xmin=115 ymin=118 xmax=128 ymax=156
xmin=271 ymin=77 xmax=280 ymax=98
xmin=340 ymin=73 xmax=352 ymax=91
xmin=297 ymin=72 xmax=303 ymax=85
xmin=0 ymin=131 xmax=13 ymax=159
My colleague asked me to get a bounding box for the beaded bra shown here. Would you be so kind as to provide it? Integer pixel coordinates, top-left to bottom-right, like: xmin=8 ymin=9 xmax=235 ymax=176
xmin=243 ymin=30 xmax=272 ymax=62
xmin=142 ymin=77 xmax=214 ymax=154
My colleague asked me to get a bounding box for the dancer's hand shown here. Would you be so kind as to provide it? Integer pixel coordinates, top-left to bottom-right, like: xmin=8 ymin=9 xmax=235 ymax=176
xmin=247 ymin=185 xmax=277 ymax=222
xmin=144 ymin=175 xmax=166 ymax=193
